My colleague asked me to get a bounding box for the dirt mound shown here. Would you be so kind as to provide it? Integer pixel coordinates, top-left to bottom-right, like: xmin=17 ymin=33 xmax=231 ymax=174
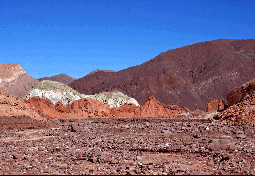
xmin=0 ymin=63 xmax=38 ymax=98
xmin=69 ymin=39 xmax=255 ymax=110
xmin=38 ymin=73 xmax=77 ymax=85
xmin=206 ymin=99 xmax=227 ymax=113
xmin=214 ymin=79 xmax=255 ymax=123
xmin=26 ymin=96 xmax=186 ymax=119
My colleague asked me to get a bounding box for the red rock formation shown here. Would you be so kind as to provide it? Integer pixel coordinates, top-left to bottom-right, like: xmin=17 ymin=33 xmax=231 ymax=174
xmin=111 ymin=103 xmax=141 ymax=118
xmin=69 ymin=39 xmax=255 ymax=110
xmin=70 ymin=98 xmax=112 ymax=118
xmin=25 ymin=97 xmax=67 ymax=119
xmin=140 ymin=96 xmax=185 ymax=118
xmin=25 ymin=96 xmax=186 ymax=119
xmin=0 ymin=92 xmax=46 ymax=121
xmin=0 ymin=63 xmax=38 ymax=98
xmin=206 ymin=99 xmax=227 ymax=113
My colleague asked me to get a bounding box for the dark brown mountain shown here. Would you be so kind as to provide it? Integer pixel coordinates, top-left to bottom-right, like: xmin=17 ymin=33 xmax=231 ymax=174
xmin=0 ymin=63 xmax=38 ymax=98
xmin=38 ymin=73 xmax=77 ymax=85
xmin=69 ymin=39 xmax=255 ymax=110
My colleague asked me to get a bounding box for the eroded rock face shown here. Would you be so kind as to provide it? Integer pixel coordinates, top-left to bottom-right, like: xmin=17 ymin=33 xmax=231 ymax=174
xmin=0 ymin=63 xmax=38 ymax=98
xmin=206 ymin=99 xmax=227 ymax=113
xmin=214 ymin=79 xmax=255 ymax=123
xmin=0 ymin=92 xmax=45 ymax=121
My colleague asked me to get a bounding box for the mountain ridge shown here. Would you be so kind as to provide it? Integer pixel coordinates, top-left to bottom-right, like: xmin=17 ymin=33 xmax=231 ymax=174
xmin=38 ymin=73 xmax=77 ymax=85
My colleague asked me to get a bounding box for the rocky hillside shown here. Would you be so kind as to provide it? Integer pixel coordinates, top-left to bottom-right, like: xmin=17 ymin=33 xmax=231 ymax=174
xmin=69 ymin=39 xmax=255 ymax=110
xmin=38 ymin=73 xmax=77 ymax=85
xmin=214 ymin=79 xmax=255 ymax=123
xmin=0 ymin=63 xmax=38 ymax=98
xmin=25 ymin=80 xmax=139 ymax=108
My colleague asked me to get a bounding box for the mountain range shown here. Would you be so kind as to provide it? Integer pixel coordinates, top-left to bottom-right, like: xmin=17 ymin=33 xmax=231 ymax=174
xmin=69 ymin=39 xmax=255 ymax=110
xmin=1 ymin=39 xmax=255 ymax=111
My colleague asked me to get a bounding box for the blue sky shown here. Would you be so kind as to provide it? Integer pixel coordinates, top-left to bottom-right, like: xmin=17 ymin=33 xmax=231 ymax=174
xmin=0 ymin=0 xmax=254 ymax=79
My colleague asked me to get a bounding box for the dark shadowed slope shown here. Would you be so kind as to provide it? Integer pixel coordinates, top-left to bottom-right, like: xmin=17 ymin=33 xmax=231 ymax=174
xmin=38 ymin=73 xmax=77 ymax=85
xmin=69 ymin=39 xmax=255 ymax=110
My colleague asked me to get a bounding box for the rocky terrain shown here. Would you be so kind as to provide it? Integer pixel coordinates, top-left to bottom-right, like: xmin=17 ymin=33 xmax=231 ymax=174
xmin=38 ymin=73 xmax=77 ymax=85
xmin=0 ymin=63 xmax=38 ymax=98
xmin=214 ymin=79 xmax=255 ymax=123
xmin=0 ymin=118 xmax=254 ymax=175
xmin=69 ymin=39 xmax=255 ymax=110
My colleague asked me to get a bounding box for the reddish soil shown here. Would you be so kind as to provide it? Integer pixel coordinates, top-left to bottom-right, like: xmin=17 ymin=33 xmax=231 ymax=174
xmin=38 ymin=73 xmax=77 ymax=85
xmin=69 ymin=39 xmax=255 ymax=110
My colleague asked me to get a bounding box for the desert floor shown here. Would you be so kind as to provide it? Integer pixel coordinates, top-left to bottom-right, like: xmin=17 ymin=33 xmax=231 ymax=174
xmin=0 ymin=117 xmax=254 ymax=175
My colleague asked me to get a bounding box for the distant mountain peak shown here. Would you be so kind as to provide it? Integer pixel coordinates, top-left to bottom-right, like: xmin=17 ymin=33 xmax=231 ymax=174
xmin=38 ymin=73 xmax=77 ymax=85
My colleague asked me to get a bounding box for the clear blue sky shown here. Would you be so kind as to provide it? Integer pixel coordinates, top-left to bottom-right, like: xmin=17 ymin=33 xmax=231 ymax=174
xmin=0 ymin=0 xmax=254 ymax=79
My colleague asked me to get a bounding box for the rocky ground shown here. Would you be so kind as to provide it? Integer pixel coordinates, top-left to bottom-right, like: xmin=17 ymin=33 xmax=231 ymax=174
xmin=0 ymin=117 xmax=254 ymax=175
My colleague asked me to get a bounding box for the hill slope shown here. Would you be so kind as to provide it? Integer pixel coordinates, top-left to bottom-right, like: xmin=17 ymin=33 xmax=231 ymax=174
xmin=0 ymin=63 xmax=38 ymax=98
xmin=69 ymin=39 xmax=255 ymax=110
xmin=38 ymin=73 xmax=77 ymax=85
